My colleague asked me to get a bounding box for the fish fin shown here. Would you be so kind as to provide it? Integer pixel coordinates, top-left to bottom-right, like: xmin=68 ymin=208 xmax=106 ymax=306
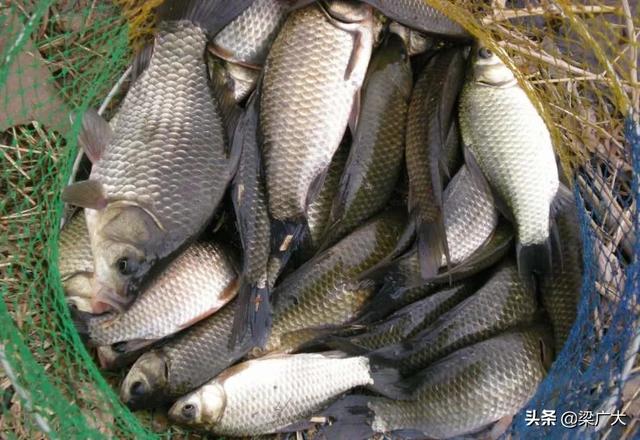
xmin=229 ymin=281 xmax=271 ymax=349
xmin=76 ymin=108 xmax=112 ymax=163
xmin=316 ymin=395 xmax=374 ymax=440
xmin=155 ymin=0 xmax=256 ymax=36
xmin=131 ymin=43 xmax=154 ymax=83
xmin=516 ymin=241 xmax=551 ymax=293
xmin=115 ymin=339 xmax=155 ymax=353
xmin=69 ymin=307 xmax=92 ymax=338
xmin=366 ymin=356 xmax=412 ymax=399
xmin=62 ymin=180 xmax=108 ymax=210
xmin=416 ymin=218 xmax=445 ymax=279
xmin=269 ymin=219 xmax=307 ymax=275
xmin=551 ymin=183 xmax=575 ymax=218
xmin=463 ymin=146 xmax=513 ymax=222
xmin=348 ymin=87 xmax=361 ymax=134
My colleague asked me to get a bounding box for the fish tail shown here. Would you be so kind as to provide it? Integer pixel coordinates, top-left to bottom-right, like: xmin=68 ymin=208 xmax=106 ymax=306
xmin=269 ymin=218 xmax=307 ymax=276
xmin=516 ymin=240 xmax=552 ymax=292
xmin=366 ymin=356 xmax=411 ymax=400
xmin=69 ymin=307 xmax=91 ymax=339
xmin=416 ymin=217 xmax=446 ymax=280
xmin=229 ymin=280 xmax=272 ymax=349
xmin=316 ymin=395 xmax=374 ymax=440
xmin=155 ymin=0 xmax=253 ymax=36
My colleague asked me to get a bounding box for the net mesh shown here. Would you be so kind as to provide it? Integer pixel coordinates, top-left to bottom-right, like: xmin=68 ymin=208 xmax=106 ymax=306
xmin=0 ymin=0 xmax=638 ymax=438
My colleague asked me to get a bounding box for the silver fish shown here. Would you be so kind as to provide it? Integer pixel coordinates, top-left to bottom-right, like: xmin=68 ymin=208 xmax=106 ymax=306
xmin=62 ymin=1 xmax=249 ymax=310
xmin=459 ymin=46 xmax=563 ymax=287
xmin=261 ymin=1 xmax=374 ymax=257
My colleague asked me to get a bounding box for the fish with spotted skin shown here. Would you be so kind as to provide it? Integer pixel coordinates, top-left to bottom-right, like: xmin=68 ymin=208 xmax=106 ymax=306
xmin=322 ymin=31 xmax=412 ymax=248
xmin=320 ymin=326 xmax=552 ymax=439
xmin=84 ymin=242 xmax=238 ymax=351
xmin=261 ymin=0 xmax=374 ymax=267
xmin=168 ymin=351 xmax=405 ymax=436
xmin=459 ymin=46 xmax=566 ymax=289
xmin=62 ymin=0 xmax=250 ymax=311
xmin=58 ymin=209 xmax=95 ymax=313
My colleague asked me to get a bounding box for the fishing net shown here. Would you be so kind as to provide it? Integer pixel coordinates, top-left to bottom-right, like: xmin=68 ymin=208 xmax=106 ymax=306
xmin=0 ymin=0 xmax=638 ymax=438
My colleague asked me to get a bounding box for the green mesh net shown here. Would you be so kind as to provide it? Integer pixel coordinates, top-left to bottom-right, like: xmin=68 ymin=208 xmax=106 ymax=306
xmin=0 ymin=1 xmax=639 ymax=438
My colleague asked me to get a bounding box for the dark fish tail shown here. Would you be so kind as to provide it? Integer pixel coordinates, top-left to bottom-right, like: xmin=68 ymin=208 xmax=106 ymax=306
xmin=269 ymin=218 xmax=307 ymax=276
xmin=316 ymin=395 xmax=374 ymax=440
xmin=229 ymin=280 xmax=271 ymax=349
xmin=516 ymin=240 xmax=551 ymax=293
xmin=416 ymin=215 xmax=446 ymax=279
xmin=156 ymin=0 xmax=256 ymax=36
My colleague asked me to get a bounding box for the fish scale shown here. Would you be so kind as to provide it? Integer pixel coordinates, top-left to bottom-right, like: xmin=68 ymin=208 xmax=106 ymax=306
xmin=365 ymin=327 xmax=551 ymax=438
xmin=212 ymin=0 xmax=289 ymax=66
xmin=261 ymin=4 xmax=373 ymax=223
xmin=375 ymin=259 xmax=539 ymax=375
xmin=58 ymin=210 xmax=93 ymax=279
xmin=90 ymin=23 xmax=228 ymax=246
xmin=87 ymin=242 xmax=237 ymax=346
xmin=262 ymin=211 xmax=405 ymax=354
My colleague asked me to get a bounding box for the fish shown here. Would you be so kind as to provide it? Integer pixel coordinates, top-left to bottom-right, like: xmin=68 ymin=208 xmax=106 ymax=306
xmin=120 ymin=299 xmax=248 ymax=408
xmin=58 ymin=209 xmax=95 ymax=313
xmin=406 ymin=46 xmax=467 ymax=278
xmin=85 ymin=242 xmax=238 ymax=351
xmin=322 ymin=32 xmax=412 ymax=248
xmin=261 ymin=1 xmax=374 ymax=263
xmin=441 ymin=165 xmax=498 ymax=266
xmin=372 ymin=258 xmax=540 ymax=376
xmin=304 ymin=140 xmax=350 ymax=256
xmin=62 ymin=0 xmax=248 ymax=310
xmin=388 ymin=22 xmax=434 ymax=57
xmin=207 ymin=55 xmax=259 ymax=133
xmin=459 ymin=45 xmax=566 ymax=289
xmin=168 ymin=351 xmax=405 ymax=436
xmin=321 ymin=326 xmax=553 ymax=439
xmin=211 ymin=0 xmax=290 ymax=67
xmin=229 ymin=92 xmax=273 ymax=348
xmin=541 ymin=203 xmax=582 ymax=350
xmin=261 ymin=210 xmax=406 ymax=355
xmin=359 ymin=0 xmax=469 ymax=40
xmin=344 ymin=282 xmax=477 ymax=350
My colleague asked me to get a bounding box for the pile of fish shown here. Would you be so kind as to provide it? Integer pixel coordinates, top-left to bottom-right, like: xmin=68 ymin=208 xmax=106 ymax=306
xmin=59 ymin=0 xmax=583 ymax=438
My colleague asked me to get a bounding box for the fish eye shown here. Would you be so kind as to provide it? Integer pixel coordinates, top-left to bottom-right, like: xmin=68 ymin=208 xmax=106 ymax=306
xmin=182 ymin=403 xmax=197 ymax=420
xmin=478 ymin=47 xmax=493 ymax=59
xmin=130 ymin=381 xmax=146 ymax=397
xmin=116 ymin=257 xmax=137 ymax=276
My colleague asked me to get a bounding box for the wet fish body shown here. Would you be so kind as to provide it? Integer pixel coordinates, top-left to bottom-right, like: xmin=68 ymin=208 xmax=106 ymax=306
xmin=87 ymin=242 xmax=238 ymax=349
xmin=263 ymin=211 xmax=405 ymax=354
xmin=373 ymin=259 xmax=539 ymax=375
xmin=120 ymin=300 xmax=246 ymax=408
xmin=323 ymin=32 xmax=412 ymax=247
xmin=58 ymin=209 xmax=94 ymax=312
xmin=406 ymin=47 xmax=467 ymax=277
xmin=212 ymin=0 xmax=289 ymax=66
xmin=63 ymin=2 xmax=241 ymax=309
xmin=459 ymin=46 xmax=561 ymax=286
xmin=324 ymin=327 xmax=552 ymax=439
xmin=169 ymin=352 xmax=397 ymax=436
xmin=261 ymin=2 xmax=374 ymax=251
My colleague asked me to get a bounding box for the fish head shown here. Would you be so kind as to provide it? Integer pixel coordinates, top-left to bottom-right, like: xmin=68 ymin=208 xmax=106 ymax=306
xmin=168 ymin=383 xmax=226 ymax=428
xmin=323 ymin=0 xmax=372 ymax=23
xmin=120 ymin=350 xmax=169 ymax=409
xmin=88 ymin=203 xmax=164 ymax=311
xmin=63 ymin=272 xmax=96 ymax=313
xmin=471 ymin=45 xmax=516 ymax=87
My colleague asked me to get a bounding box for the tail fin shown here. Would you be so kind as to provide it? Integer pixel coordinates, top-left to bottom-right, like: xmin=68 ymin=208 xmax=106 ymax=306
xmin=366 ymin=356 xmax=412 ymax=400
xmin=416 ymin=218 xmax=447 ymax=279
xmin=316 ymin=395 xmax=374 ymax=440
xmin=269 ymin=219 xmax=307 ymax=278
xmin=516 ymin=241 xmax=551 ymax=292
xmin=155 ymin=0 xmax=256 ymax=36
xmin=229 ymin=280 xmax=271 ymax=349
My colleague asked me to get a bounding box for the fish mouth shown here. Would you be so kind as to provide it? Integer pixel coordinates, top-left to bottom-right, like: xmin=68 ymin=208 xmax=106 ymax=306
xmin=91 ymin=284 xmax=132 ymax=314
